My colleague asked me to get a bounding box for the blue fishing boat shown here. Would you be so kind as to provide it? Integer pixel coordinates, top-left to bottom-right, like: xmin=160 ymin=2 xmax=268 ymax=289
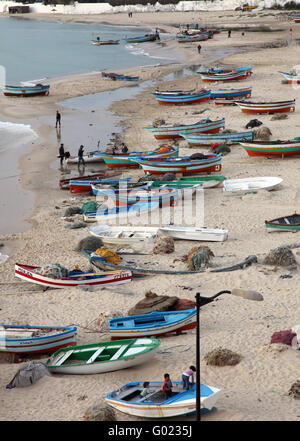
xmin=181 ymin=130 xmax=255 ymax=146
xmin=96 ymin=187 xmax=178 ymax=207
xmin=152 ymin=89 xmax=211 ymax=105
xmin=69 ymin=177 xmax=131 ymax=194
xmin=124 ymin=34 xmax=158 ymax=43
xmin=198 ymin=65 xmax=252 ymax=75
xmin=177 ymin=33 xmax=211 ymax=43
xmin=2 ymin=84 xmax=50 ymax=97
xmin=109 ymin=309 xmax=196 ymax=339
xmin=83 ymin=200 xmax=159 ymax=222
xmin=105 ymin=381 xmax=221 ymax=418
xmin=143 ymin=118 xmax=225 ymax=140
xmin=101 ymin=72 xmax=139 ymax=81
xmin=210 ymin=87 xmax=252 ymax=99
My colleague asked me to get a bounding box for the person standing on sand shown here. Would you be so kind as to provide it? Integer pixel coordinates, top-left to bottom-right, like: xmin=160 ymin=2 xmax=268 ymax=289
xmin=56 ymin=110 xmax=61 ymax=128
xmin=58 ymin=143 xmax=65 ymax=166
xmin=78 ymin=145 xmax=85 ymax=166
xmin=228 ymin=30 xmax=231 ymax=38
xmin=197 ymin=44 xmax=201 ymax=54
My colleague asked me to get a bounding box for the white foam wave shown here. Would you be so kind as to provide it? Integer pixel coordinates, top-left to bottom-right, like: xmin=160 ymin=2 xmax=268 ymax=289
xmin=0 ymin=121 xmax=38 ymax=153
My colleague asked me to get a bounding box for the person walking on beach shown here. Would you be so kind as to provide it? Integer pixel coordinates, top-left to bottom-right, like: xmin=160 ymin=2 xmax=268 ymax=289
xmin=162 ymin=373 xmax=173 ymax=399
xmin=78 ymin=145 xmax=85 ymax=166
xmin=182 ymin=365 xmax=196 ymax=390
xmin=56 ymin=110 xmax=61 ymax=128
xmin=228 ymin=29 xmax=231 ymax=38
xmin=58 ymin=143 xmax=65 ymax=166
xmin=197 ymin=44 xmax=201 ymax=54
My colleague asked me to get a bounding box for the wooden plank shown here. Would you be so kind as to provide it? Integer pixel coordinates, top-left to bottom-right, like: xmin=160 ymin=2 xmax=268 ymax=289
xmin=110 ymin=345 xmax=128 ymax=361
xmin=54 ymin=349 xmax=74 ymax=366
xmin=86 ymin=347 xmax=105 ymax=364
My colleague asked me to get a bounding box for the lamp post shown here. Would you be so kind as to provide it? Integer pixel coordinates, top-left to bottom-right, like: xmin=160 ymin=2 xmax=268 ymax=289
xmin=195 ymin=292 xmax=201 ymax=421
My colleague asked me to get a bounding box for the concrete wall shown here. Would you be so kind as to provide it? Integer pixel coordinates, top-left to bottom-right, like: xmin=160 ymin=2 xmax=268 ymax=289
xmin=0 ymin=0 xmax=300 ymax=14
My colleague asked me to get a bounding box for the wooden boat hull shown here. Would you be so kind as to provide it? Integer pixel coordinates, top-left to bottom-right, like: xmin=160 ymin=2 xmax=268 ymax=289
xmin=66 ymin=153 xmax=105 ymax=164
xmin=279 ymin=71 xmax=300 ymax=84
xmin=235 ymin=100 xmax=296 ymax=114
xmin=200 ymin=72 xmax=250 ymax=82
xmin=89 ymin=225 xmax=159 ymax=245
xmin=144 ymin=118 xmax=225 ymax=140
xmin=14 ymin=263 xmax=131 ymax=289
xmin=2 ymin=84 xmax=50 ymax=97
xmin=59 ymin=172 xmax=120 ymax=190
xmin=153 ymin=91 xmax=211 ymax=105
xmin=124 ymin=34 xmax=157 ymax=43
xmin=98 ymin=188 xmax=178 ymax=207
xmin=46 ymin=338 xmax=160 ymax=374
xmin=69 ymin=178 xmax=131 ymax=194
xmin=179 ymin=175 xmax=226 ymax=188
xmin=109 ymin=309 xmax=196 ymax=339
xmin=101 ymin=72 xmax=139 ymax=81
xmin=100 ymin=146 xmax=179 ymax=168
xmin=223 ymin=177 xmax=283 ymax=194
xmin=133 ymin=154 xmax=222 ymax=175
xmin=210 ymin=87 xmax=252 ymax=99
xmin=0 ymin=324 xmax=77 ymax=355
xmin=159 ymin=227 xmax=229 ymax=242
xmin=92 ymin=40 xmax=119 ymax=45
xmin=265 ymin=214 xmax=300 ymax=232
xmin=240 ymin=140 xmax=300 ymax=157
xmin=83 ymin=201 xmax=159 ymax=223
xmin=182 ymin=130 xmax=255 ymax=146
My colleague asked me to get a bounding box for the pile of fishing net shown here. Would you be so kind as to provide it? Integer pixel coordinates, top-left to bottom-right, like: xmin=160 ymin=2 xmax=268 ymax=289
xmin=203 ymin=347 xmax=242 ymax=366
xmin=83 ymin=402 xmax=116 ymax=421
xmin=152 ymin=236 xmax=174 ymax=254
xmin=263 ymin=246 xmax=297 ymax=267
xmin=64 ymin=206 xmax=82 ymax=217
xmin=94 ymin=248 xmax=122 ymax=264
xmin=75 ymin=236 xmax=104 ymax=252
xmin=288 ymin=381 xmax=300 ymax=399
xmin=187 ymin=246 xmax=214 ymax=271
xmin=35 ymin=263 xmax=69 ymax=279
xmin=6 ymin=362 xmax=51 ymax=389
xmin=81 ymin=201 xmax=98 ymax=214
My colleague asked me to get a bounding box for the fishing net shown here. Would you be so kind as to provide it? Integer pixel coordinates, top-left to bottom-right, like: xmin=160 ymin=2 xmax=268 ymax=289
xmin=83 ymin=402 xmax=116 ymax=421
xmin=6 ymin=362 xmax=51 ymax=389
xmin=75 ymin=236 xmax=104 ymax=252
xmin=152 ymin=237 xmax=174 ymax=254
xmin=35 ymin=263 xmax=69 ymax=279
xmin=264 ymin=246 xmax=297 ymax=267
xmin=81 ymin=201 xmax=98 ymax=214
xmin=94 ymin=248 xmax=121 ymax=264
xmin=64 ymin=206 xmax=82 ymax=217
xmin=203 ymin=347 xmax=242 ymax=366
xmin=187 ymin=246 xmax=214 ymax=271
xmin=288 ymin=381 xmax=300 ymax=399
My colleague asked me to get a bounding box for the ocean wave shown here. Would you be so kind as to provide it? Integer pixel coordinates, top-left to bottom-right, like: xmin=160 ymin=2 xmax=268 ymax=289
xmin=0 ymin=121 xmax=38 ymax=153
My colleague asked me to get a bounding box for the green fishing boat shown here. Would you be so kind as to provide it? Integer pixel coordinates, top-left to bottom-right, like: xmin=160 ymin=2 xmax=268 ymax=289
xmin=178 ymin=175 xmax=226 ymax=188
xmin=265 ymin=214 xmax=300 ymax=232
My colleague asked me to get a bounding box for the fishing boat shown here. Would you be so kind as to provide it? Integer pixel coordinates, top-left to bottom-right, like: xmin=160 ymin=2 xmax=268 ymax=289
xmin=181 ymin=130 xmax=255 ymax=146
xmin=96 ymin=188 xmax=178 ymax=207
xmin=105 ymin=382 xmax=221 ymax=418
xmin=66 ymin=151 xmax=105 ymax=164
xmin=0 ymin=324 xmax=77 ymax=355
xmin=2 ymin=84 xmax=50 ymax=97
xmin=91 ymin=181 xmax=147 ymax=196
xmin=133 ymin=154 xmax=222 ymax=175
xmin=239 ymin=140 xmax=300 ymax=157
xmin=198 ymin=66 xmax=252 ymax=75
xmin=148 ymin=180 xmax=203 ymax=191
xmin=124 ymin=34 xmax=158 ymax=43
xmin=143 ymin=118 xmax=225 ymax=140
xmin=152 ymin=89 xmax=211 ymax=105
xmin=210 ymin=87 xmax=252 ymax=99
xmin=178 ymin=175 xmax=226 ymax=188
xmin=223 ymin=177 xmax=283 ymax=194
xmin=83 ymin=200 xmax=159 ymax=223
xmin=99 ymin=145 xmax=179 ymax=168
xmin=89 ymin=225 xmax=159 ymax=245
xmin=46 ymin=338 xmax=160 ymax=375
xmin=69 ymin=178 xmax=131 ymax=194
xmin=265 ymin=214 xmax=300 ymax=232
xmin=279 ymin=71 xmax=300 ymax=84
xmin=176 ymin=33 xmax=210 ymax=43
xmin=235 ymin=99 xmax=296 ymax=114
xmin=159 ymin=226 xmax=229 ymax=242
xmin=91 ymin=40 xmax=119 ymax=45
xmin=199 ymin=71 xmax=251 ymax=82
xmin=59 ymin=171 xmax=120 ymax=190
xmin=109 ymin=309 xmax=196 ymax=339
xmin=101 ymin=72 xmax=139 ymax=81
xmin=14 ymin=263 xmax=132 ymax=289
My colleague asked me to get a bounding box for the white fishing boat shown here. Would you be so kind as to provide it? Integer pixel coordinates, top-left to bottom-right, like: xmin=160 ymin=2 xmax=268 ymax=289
xmin=158 ymin=226 xmax=228 ymax=242
xmin=46 ymin=338 xmax=160 ymax=375
xmin=89 ymin=225 xmax=159 ymax=245
xmin=223 ymin=177 xmax=283 ymax=195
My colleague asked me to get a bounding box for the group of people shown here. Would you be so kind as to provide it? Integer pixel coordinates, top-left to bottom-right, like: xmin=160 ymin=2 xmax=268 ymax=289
xmin=140 ymin=366 xmax=196 ymax=400
xmin=56 ymin=111 xmax=85 ymax=168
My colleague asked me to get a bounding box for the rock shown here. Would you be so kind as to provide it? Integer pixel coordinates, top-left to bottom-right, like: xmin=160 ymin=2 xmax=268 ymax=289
xmin=152 ymin=236 xmax=174 ymax=254
xmin=64 ymin=206 xmax=82 ymax=217
xmin=65 ymin=222 xmax=87 ymax=229
xmin=75 ymin=236 xmax=104 ymax=252
xmin=214 ymin=144 xmax=231 ymax=155
xmin=152 ymin=118 xmax=166 ymax=127
xmin=83 ymin=402 xmax=117 ymax=421
xmin=245 ymin=119 xmax=262 ymax=129
xmin=128 ymin=290 xmax=178 ymax=316
xmin=254 ymin=125 xmax=272 ymax=140
xmin=271 ymin=113 xmax=288 ymax=121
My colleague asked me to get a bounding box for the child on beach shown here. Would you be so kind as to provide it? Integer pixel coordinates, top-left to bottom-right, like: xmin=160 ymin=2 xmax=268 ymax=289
xmin=140 ymin=381 xmax=151 ymax=398
xmin=182 ymin=365 xmax=196 ymax=390
xmin=162 ymin=373 xmax=173 ymax=398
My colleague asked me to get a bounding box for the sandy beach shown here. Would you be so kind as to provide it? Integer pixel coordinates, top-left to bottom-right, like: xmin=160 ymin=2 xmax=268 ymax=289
xmin=1 ymin=8 xmax=300 ymax=422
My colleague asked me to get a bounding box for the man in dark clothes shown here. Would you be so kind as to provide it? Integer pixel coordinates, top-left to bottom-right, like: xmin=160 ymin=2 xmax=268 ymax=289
xmin=228 ymin=30 xmax=231 ymax=38
xmin=121 ymin=143 xmax=128 ymax=153
xmin=58 ymin=143 xmax=65 ymax=166
xmin=56 ymin=110 xmax=61 ymax=128
xmin=78 ymin=145 xmax=85 ymax=166
xmin=197 ymin=44 xmax=201 ymax=54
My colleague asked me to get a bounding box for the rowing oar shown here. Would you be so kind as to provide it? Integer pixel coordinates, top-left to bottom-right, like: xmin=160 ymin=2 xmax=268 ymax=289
xmin=199 ymin=288 xmax=263 ymax=307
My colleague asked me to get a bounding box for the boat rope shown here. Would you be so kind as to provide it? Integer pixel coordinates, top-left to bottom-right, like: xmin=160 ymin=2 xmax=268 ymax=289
xmin=157 ymin=345 xmax=192 ymax=354
xmin=210 ymin=255 xmax=257 ymax=273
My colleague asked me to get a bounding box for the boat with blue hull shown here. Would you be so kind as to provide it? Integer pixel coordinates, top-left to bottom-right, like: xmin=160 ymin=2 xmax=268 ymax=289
xmin=198 ymin=65 xmax=252 ymax=75
xmin=2 ymin=84 xmax=50 ymax=97
xmin=83 ymin=200 xmax=159 ymax=222
xmin=210 ymin=87 xmax=252 ymax=99
xmin=181 ymin=130 xmax=255 ymax=146
xmin=101 ymin=72 xmax=139 ymax=81
xmin=143 ymin=118 xmax=225 ymax=140
xmin=105 ymin=381 xmax=221 ymax=418
xmin=96 ymin=187 xmax=178 ymax=207
xmin=152 ymin=89 xmax=211 ymax=105
xmin=109 ymin=309 xmax=196 ymax=339
xmin=69 ymin=177 xmax=131 ymax=194
xmin=124 ymin=34 xmax=158 ymax=43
